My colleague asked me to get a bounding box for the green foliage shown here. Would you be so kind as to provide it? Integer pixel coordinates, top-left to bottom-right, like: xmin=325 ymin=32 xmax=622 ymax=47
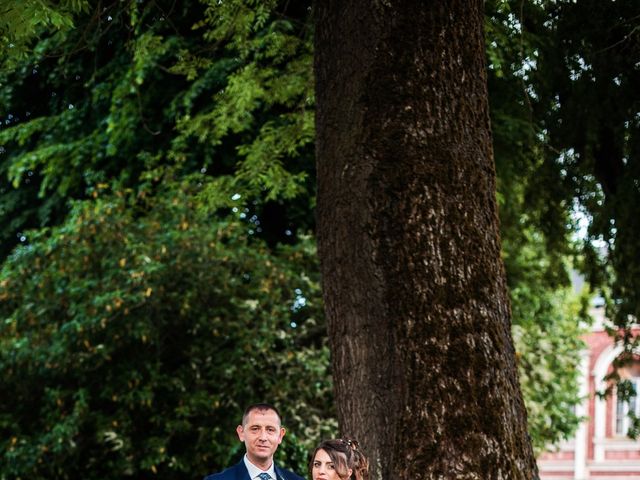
xmin=0 ymin=0 xmax=315 ymax=257
xmin=0 ymin=0 xmax=89 ymax=69
xmin=0 ymin=180 xmax=333 ymax=479
xmin=514 ymin=0 xmax=640 ymax=331
xmin=486 ymin=0 xmax=585 ymax=451
xmin=486 ymin=0 xmax=640 ymax=442
xmin=172 ymin=0 xmax=314 ymax=208
xmin=505 ymin=228 xmax=588 ymax=453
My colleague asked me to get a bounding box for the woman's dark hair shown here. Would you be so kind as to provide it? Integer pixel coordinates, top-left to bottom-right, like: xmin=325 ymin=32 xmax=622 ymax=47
xmin=308 ymin=438 xmax=369 ymax=480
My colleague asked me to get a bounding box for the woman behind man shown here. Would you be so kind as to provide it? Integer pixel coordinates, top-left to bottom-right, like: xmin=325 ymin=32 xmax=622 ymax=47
xmin=309 ymin=439 xmax=368 ymax=480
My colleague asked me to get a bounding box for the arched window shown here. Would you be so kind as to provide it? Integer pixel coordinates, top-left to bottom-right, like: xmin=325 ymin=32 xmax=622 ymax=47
xmin=615 ymin=376 xmax=640 ymax=436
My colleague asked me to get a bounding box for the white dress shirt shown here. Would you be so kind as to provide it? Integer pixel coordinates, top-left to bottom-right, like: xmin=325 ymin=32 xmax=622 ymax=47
xmin=243 ymin=454 xmax=277 ymax=480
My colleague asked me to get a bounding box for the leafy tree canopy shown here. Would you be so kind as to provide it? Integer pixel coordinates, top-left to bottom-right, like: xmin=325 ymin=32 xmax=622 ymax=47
xmin=1 ymin=1 xmax=89 ymax=69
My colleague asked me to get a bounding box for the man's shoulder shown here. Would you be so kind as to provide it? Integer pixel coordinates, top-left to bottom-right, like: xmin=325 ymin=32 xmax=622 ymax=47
xmin=203 ymin=461 xmax=244 ymax=480
xmin=202 ymin=469 xmax=232 ymax=480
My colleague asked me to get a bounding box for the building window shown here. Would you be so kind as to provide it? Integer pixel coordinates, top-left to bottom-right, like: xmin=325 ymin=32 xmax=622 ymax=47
xmin=615 ymin=377 xmax=640 ymax=435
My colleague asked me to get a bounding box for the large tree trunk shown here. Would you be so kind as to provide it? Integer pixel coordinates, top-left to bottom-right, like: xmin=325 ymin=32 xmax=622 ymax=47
xmin=314 ymin=2 xmax=539 ymax=479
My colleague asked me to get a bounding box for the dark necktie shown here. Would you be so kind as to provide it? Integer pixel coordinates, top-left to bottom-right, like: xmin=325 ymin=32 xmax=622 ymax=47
xmin=258 ymin=473 xmax=272 ymax=480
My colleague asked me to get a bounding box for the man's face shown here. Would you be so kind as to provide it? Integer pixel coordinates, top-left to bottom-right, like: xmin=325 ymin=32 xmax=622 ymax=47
xmin=236 ymin=408 xmax=285 ymax=468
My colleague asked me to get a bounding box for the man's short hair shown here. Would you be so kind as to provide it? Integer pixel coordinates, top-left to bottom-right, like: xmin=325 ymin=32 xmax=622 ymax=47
xmin=242 ymin=403 xmax=283 ymax=426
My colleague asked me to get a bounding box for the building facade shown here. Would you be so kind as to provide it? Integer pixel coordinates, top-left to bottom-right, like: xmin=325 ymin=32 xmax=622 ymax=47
xmin=538 ymin=307 xmax=640 ymax=479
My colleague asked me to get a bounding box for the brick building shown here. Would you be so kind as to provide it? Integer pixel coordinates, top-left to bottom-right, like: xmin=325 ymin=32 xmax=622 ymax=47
xmin=538 ymin=306 xmax=640 ymax=479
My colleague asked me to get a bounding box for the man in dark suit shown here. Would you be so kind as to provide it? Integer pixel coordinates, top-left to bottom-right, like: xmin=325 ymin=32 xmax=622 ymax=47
xmin=204 ymin=403 xmax=305 ymax=480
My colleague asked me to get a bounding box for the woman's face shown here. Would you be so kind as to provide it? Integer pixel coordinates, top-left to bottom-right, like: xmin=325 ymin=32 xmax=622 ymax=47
xmin=312 ymin=448 xmax=351 ymax=480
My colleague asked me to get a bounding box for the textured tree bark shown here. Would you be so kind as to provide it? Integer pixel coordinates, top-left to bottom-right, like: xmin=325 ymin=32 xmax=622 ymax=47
xmin=314 ymin=2 xmax=539 ymax=479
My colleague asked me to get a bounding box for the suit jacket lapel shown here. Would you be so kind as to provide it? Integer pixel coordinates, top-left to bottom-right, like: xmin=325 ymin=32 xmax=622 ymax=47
xmin=274 ymin=465 xmax=287 ymax=480
xmin=236 ymin=458 xmax=287 ymax=480
xmin=236 ymin=460 xmax=252 ymax=480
